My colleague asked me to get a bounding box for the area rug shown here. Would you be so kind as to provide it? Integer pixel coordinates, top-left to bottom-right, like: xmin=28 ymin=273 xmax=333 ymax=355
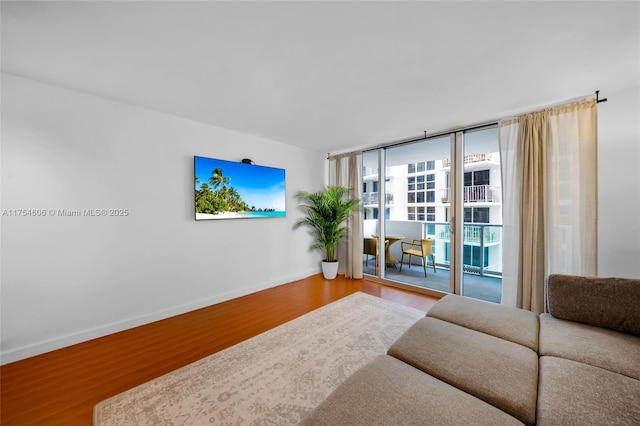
xmin=94 ymin=292 xmax=424 ymax=425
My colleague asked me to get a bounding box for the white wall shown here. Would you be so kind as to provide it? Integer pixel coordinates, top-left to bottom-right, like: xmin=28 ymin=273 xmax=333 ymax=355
xmin=597 ymin=82 xmax=640 ymax=279
xmin=0 ymin=74 xmax=325 ymax=364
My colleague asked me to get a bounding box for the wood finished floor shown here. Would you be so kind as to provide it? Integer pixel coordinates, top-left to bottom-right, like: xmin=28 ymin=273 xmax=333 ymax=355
xmin=0 ymin=274 xmax=438 ymax=425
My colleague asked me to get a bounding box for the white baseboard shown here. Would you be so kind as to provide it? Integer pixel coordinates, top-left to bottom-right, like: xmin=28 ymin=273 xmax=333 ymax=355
xmin=0 ymin=268 xmax=321 ymax=365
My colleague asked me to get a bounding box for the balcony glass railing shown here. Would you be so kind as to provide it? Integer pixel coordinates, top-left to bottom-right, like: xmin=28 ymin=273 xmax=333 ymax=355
xmin=433 ymin=222 xmax=503 ymax=277
xmin=363 ymin=220 xmax=502 ymax=278
xmin=437 ymin=223 xmax=501 ymax=243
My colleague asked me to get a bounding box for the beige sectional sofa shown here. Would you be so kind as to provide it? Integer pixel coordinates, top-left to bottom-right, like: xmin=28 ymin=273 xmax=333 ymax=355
xmin=301 ymin=274 xmax=640 ymax=425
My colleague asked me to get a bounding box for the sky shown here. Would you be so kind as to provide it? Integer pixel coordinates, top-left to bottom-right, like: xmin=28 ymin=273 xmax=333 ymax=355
xmin=194 ymin=156 xmax=286 ymax=211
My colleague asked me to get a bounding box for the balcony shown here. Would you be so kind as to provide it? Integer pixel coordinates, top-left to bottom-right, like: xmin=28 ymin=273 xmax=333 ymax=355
xmin=441 ymin=152 xmax=500 ymax=168
xmin=363 ymin=192 xmax=394 ymax=205
xmin=438 ymin=185 xmax=501 ymax=204
xmin=362 ymin=166 xmax=391 ymax=178
xmin=363 ymin=221 xmax=503 ymax=303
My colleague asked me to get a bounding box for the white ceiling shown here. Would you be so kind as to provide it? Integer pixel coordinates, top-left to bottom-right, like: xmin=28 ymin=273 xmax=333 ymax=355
xmin=2 ymin=1 xmax=638 ymax=154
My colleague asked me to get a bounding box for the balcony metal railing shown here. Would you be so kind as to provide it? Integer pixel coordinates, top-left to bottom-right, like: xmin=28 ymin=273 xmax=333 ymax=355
xmin=464 ymin=185 xmax=501 ymax=203
xmin=363 ymin=192 xmax=394 ymax=205
xmin=362 ymin=166 xmax=391 ymax=177
xmin=441 ymin=153 xmax=500 ymax=168
xmin=438 ymin=185 xmax=501 ymax=203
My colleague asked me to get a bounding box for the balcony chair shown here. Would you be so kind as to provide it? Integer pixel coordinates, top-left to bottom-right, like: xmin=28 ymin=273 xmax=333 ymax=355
xmin=399 ymin=238 xmax=436 ymax=277
xmin=363 ymin=237 xmax=388 ymax=268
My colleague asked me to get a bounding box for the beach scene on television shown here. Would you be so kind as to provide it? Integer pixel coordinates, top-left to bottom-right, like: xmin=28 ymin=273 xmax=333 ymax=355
xmin=194 ymin=156 xmax=286 ymax=220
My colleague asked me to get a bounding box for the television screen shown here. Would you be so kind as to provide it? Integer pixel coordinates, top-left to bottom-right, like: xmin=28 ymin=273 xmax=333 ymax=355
xmin=194 ymin=156 xmax=286 ymax=220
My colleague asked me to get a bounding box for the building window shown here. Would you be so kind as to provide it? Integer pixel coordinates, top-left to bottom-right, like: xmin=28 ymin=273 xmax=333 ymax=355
xmin=408 ymin=206 xmax=426 ymax=221
xmin=426 ymin=206 xmax=435 ymax=221
xmin=464 ymin=169 xmax=490 ymax=186
xmin=408 ymin=161 xmax=434 ymax=173
xmin=426 ymin=190 xmax=435 ymax=203
xmin=464 ymin=207 xmax=490 ymax=223
xmin=408 ymin=173 xmax=435 ymax=206
xmin=366 ymin=207 xmax=389 ymax=220
xmin=426 ymin=174 xmax=435 ymax=189
xmin=408 ymin=162 xmax=426 ymax=173
xmin=407 ymin=206 xmax=435 ymax=222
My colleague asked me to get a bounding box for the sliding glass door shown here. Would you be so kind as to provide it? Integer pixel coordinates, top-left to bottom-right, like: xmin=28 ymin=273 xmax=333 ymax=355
xmin=362 ymin=126 xmax=503 ymax=303
xmin=460 ymin=127 xmax=502 ymax=302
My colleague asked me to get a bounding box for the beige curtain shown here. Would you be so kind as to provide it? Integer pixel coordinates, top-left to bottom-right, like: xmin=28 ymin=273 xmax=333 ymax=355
xmin=499 ymin=97 xmax=597 ymax=313
xmin=329 ymin=152 xmax=364 ymax=279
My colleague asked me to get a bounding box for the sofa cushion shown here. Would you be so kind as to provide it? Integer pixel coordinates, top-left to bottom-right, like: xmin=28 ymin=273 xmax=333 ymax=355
xmin=299 ymin=354 xmax=524 ymax=426
xmin=546 ymin=274 xmax=640 ymax=335
xmin=427 ymin=294 xmax=539 ymax=351
xmin=537 ymin=356 xmax=640 ymax=425
xmin=388 ymin=317 xmax=538 ymax=425
xmin=539 ymin=313 xmax=640 ymax=380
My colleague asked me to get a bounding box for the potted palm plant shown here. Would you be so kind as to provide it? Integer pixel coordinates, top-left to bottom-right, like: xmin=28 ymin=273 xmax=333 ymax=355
xmin=294 ymin=186 xmax=360 ymax=279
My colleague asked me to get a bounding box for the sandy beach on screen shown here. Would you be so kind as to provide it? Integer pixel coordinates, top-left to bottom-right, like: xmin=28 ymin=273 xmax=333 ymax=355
xmin=195 ymin=212 xmax=245 ymax=220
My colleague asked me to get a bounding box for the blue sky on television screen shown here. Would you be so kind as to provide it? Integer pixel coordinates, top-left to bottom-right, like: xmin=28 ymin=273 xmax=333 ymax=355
xmin=194 ymin=156 xmax=286 ymax=212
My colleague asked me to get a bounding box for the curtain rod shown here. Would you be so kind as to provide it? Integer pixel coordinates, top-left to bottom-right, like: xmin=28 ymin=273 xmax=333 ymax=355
xmin=391 ymin=122 xmax=498 ymax=148
xmin=329 ymin=120 xmax=497 ymax=159
xmin=329 ymin=90 xmax=607 ymax=158
xmin=359 ymin=121 xmax=499 ymax=155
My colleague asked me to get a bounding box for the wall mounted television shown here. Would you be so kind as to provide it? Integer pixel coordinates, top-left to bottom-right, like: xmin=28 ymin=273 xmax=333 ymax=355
xmin=194 ymin=156 xmax=286 ymax=220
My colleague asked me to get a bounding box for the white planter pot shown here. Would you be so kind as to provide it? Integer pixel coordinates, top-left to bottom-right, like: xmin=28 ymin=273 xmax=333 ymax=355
xmin=322 ymin=261 xmax=339 ymax=280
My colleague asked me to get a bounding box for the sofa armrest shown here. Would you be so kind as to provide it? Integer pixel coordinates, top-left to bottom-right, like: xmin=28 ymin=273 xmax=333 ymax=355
xmin=545 ymin=274 xmax=640 ymax=335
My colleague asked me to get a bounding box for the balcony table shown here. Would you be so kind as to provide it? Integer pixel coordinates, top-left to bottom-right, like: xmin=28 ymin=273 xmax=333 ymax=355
xmin=372 ymin=235 xmax=405 ymax=267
